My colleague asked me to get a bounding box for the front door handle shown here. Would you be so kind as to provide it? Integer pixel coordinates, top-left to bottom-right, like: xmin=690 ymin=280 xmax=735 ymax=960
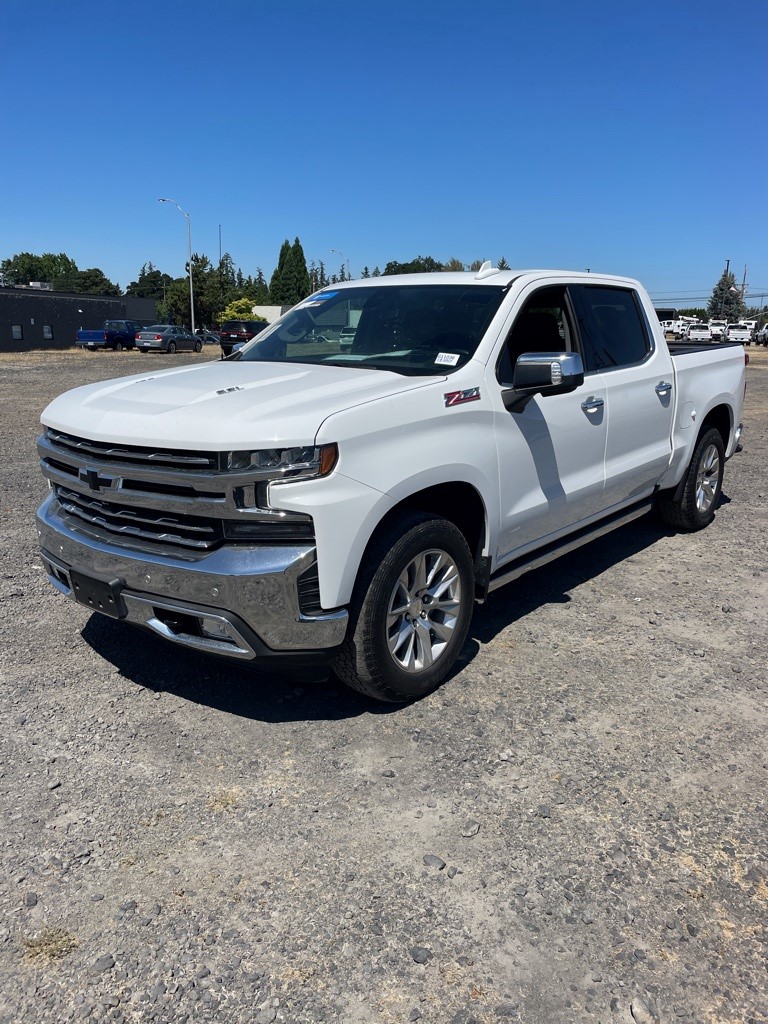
xmin=581 ymin=397 xmax=604 ymax=413
xmin=655 ymin=381 xmax=673 ymax=396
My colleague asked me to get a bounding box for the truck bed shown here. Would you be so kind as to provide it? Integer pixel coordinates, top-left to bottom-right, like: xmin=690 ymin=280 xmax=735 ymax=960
xmin=668 ymin=341 xmax=743 ymax=356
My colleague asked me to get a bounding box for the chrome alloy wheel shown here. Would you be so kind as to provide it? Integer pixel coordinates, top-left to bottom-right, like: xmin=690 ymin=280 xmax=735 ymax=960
xmin=386 ymin=549 xmax=462 ymax=673
xmin=695 ymin=443 xmax=721 ymax=513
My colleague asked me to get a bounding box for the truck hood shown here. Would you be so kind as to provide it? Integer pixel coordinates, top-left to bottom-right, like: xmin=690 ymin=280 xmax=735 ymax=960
xmin=41 ymin=360 xmax=441 ymax=449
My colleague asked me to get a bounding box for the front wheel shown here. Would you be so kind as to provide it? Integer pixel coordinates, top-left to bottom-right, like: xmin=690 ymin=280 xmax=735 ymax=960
xmin=194 ymin=339 xmax=202 ymax=353
xmin=655 ymin=427 xmax=725 ymax=531
xmin=333 ymin=512 xmax=474 ymax=702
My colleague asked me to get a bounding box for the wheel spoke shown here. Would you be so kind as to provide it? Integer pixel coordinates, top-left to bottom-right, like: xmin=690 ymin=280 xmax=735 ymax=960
xmin=414 ymin=621 xmax=434 ymax=668
xmin=412 ymin=553 xmax=429 ymax=594
xmin=694 ymin=444 xmax=721 ymax=512
xmin=429 ymin=617 xmax=455 ymax=643
xmin=385 ymin=545 xmax=464 ymax=675
xmin=389 ymin=620 xmax=415 ymax=661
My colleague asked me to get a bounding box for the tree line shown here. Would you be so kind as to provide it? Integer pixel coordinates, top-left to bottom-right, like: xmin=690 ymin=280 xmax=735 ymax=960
xmin=2 ymin=249 xmax=759 ymax=329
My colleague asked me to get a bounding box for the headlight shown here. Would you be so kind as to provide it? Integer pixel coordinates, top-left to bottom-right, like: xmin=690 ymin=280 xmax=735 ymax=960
xmin=225 ymin=443 xmax=338 ymax=480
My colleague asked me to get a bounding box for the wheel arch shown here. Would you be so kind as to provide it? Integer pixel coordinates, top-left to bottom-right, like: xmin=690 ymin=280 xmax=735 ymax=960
xmin=665 ymin=408 xmax=730 ymax=506
xmin=360 ymin=481 xmax=489 ymax=601
xmin=699 ymin=403 xmax=732 ymax=449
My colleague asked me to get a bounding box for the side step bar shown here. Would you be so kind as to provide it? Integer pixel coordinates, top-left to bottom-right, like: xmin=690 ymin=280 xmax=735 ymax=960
xmin=487 ymin=499 xmax=654 ymax=594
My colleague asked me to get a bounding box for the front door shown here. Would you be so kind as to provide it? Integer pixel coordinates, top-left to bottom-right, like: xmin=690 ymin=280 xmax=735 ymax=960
xmin=492 ymin=285 xmax=608 ymax=562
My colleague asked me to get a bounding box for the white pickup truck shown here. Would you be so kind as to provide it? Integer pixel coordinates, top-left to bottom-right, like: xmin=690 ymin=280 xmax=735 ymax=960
xmin=36 ymin=267 xmax=746 ymax=702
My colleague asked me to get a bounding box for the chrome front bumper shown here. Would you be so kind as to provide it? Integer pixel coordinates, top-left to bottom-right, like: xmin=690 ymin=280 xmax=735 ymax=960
xmin=36 ymin=494 xmax=348 ymax=662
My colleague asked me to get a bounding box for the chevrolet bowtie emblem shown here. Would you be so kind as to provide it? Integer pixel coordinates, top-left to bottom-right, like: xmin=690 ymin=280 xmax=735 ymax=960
xmin=79 ymin=467 xmax=112 ymax=491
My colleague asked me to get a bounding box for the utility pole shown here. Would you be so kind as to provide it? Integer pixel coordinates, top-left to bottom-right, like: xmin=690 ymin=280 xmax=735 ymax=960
xmin=740 ymin=265 xmax=748 ymax=301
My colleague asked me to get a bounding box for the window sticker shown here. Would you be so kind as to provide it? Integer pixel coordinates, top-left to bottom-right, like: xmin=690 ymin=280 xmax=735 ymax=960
xmin=435 ymin=352 xmax=460 ymax=366
xmin=299 ymin=291 xmax=339 ymax=308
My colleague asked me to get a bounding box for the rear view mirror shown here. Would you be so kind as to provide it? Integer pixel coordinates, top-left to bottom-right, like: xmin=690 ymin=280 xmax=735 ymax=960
xmin=502 ymin=352 xmax=584 ymax=410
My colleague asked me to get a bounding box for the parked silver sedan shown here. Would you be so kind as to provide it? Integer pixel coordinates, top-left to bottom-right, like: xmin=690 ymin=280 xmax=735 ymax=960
xmin=135 ymin=325 xmax=202 ymax=354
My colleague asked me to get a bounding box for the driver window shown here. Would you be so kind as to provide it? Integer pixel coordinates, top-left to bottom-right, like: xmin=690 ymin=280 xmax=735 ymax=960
xmin=498 ymin=286 xmax=572 ymax=383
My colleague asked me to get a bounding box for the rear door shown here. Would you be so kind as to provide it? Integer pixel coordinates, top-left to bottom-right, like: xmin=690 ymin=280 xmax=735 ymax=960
xmin=570 ymin=284 xmax=675 ymax=509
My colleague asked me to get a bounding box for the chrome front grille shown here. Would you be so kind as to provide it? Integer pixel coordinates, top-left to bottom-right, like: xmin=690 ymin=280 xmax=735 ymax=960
xmin=45 ymin=429 xmax=219 ymax=470
xmin=38 ymin=429 xmax=314 ymax=555
xmin=55 ymin=485 xmax=222 ymax=551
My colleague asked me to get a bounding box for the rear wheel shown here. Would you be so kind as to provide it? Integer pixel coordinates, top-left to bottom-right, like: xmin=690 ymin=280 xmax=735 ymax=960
xmin=656 ymin=427 xmax=725 ymax=531
xmin=194 ymin=339 xmax=202 ymax=353
xmin=167 ymin=341 xmax=177 ymax=354
xmin=334 ymin=512 xmax=474 ymax=702
xmin=114 ymin=341 xmax=124 ymax=352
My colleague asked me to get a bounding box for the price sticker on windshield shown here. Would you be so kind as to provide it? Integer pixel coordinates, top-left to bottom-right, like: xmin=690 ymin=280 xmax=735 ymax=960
xmin=299 ymin=291 xmax=338 ymax=308
xmin=435 ymin=352 xmax=461 ymax=366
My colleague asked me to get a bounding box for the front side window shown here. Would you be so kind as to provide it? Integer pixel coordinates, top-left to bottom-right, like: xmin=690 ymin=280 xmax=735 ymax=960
xmin=572 ymin=286 xmax=651 ymax=371
xmin=43 ymin=325 xmax=54 ymax=340
xmin=497 ymin=285 xmax=573 ymax=383
xmin=237 ymin=285 xmax=506 ymax=376
xmin=12 ymin=324 xmax=23 ymax=341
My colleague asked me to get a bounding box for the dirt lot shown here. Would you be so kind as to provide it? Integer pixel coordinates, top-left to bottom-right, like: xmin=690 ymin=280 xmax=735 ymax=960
xmin=0 ymin=348 xmax=766 ymax=1024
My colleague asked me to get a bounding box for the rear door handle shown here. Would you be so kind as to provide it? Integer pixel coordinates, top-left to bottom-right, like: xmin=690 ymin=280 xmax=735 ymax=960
xmin=655 ymin=381 xmax=673 ymax=395
xmin=581 ymin=397 xmax=604 ymax=413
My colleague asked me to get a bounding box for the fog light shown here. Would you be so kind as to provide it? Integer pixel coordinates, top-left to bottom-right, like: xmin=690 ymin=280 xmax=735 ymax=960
xmin=200 ymin=616 xmax=236 ymax=643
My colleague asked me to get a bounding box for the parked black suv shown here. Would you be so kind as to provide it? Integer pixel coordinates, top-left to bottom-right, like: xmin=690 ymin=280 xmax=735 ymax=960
xmin=219 ymin=320 xmax=268 ymax=357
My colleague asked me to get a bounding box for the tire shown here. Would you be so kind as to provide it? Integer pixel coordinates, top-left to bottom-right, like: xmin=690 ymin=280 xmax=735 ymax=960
xmin=167 ymin=341 xmax=177 ymax=354
xmin=333 ymin=511 xmax=474 ymax=702
xmin=194 ymin=340 xmax=202 ymax=353
xmin=655 ymin=427 xmax=725 ymax=531
xmin=114 ymin=341 xmax=124 ymax=352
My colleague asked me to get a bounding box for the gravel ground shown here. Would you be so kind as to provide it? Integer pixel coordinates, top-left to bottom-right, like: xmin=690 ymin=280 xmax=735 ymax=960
xmin=1 ymin=348 xmax=766 ymax=1024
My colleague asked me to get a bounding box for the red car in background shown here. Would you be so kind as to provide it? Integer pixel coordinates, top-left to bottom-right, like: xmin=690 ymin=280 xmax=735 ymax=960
xmin=219 ymin=320 xmax=268 ymax=357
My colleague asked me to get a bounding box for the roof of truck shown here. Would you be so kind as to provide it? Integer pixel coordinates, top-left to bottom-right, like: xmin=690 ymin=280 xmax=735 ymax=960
xmin=321 ymin=265 xmax=642 ymax=290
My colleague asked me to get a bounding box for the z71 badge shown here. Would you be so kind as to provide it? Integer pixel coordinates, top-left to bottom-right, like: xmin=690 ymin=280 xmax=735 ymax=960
xmin=444 ymin=387 xmax=481 ymax=407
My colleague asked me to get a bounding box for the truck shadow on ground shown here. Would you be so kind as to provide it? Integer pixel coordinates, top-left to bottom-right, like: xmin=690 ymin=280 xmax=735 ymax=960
xmin=466 ymin=511 xmax=681 ymax=652
xmin=81 ymin=506 xmax=725 ymax=723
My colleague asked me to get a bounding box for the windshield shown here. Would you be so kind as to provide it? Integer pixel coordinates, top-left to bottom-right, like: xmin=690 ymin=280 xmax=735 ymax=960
xmin=235 ymin=284 xmax=506 ymax=374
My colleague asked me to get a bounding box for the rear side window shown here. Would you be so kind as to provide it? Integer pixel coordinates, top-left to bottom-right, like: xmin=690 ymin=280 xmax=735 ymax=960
xmin=572 ymin=286 xmax=651 ymax=372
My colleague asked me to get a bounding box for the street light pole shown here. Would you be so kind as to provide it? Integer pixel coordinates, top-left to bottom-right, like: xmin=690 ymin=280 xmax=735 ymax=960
xmin=159 ymin=198 xmax=195 ymax=335
xmin=330 ymin=248 xmax=350 ymax=281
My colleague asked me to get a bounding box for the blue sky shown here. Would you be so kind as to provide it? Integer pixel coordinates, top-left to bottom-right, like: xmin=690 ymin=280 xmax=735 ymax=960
xmin=2 ymin=0 xmax=766 ymax=307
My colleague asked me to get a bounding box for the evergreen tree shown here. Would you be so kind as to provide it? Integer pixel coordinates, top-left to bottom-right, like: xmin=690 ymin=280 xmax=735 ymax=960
xmin=498 ymin=257 xmax=511 ymax=269
xmin=708 ymin=268 xmax=746 ymax=321
xmin=269 ymin=240 xmax=292 ymax=304
xmin=251 ymin=269 xmax=270 ymax=305
xmin=361 ymin=266 xmax=370 ymax=278
xmin=126 ymin=262 xmax=173 ymax=301
xmin=218 ymin=254 xmax=237 ymax=289
xmin=290 ymin=237 xmax=311 ymax=302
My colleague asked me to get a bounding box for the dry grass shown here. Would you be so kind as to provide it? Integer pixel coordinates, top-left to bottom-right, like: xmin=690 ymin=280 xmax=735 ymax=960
xmin=0 ymin=348 xmax=214 ymax=365
xmin=23 ymin=928 xmax=78 ymax=961
xmin=208 ymin=787 xmax=240 ymax=813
